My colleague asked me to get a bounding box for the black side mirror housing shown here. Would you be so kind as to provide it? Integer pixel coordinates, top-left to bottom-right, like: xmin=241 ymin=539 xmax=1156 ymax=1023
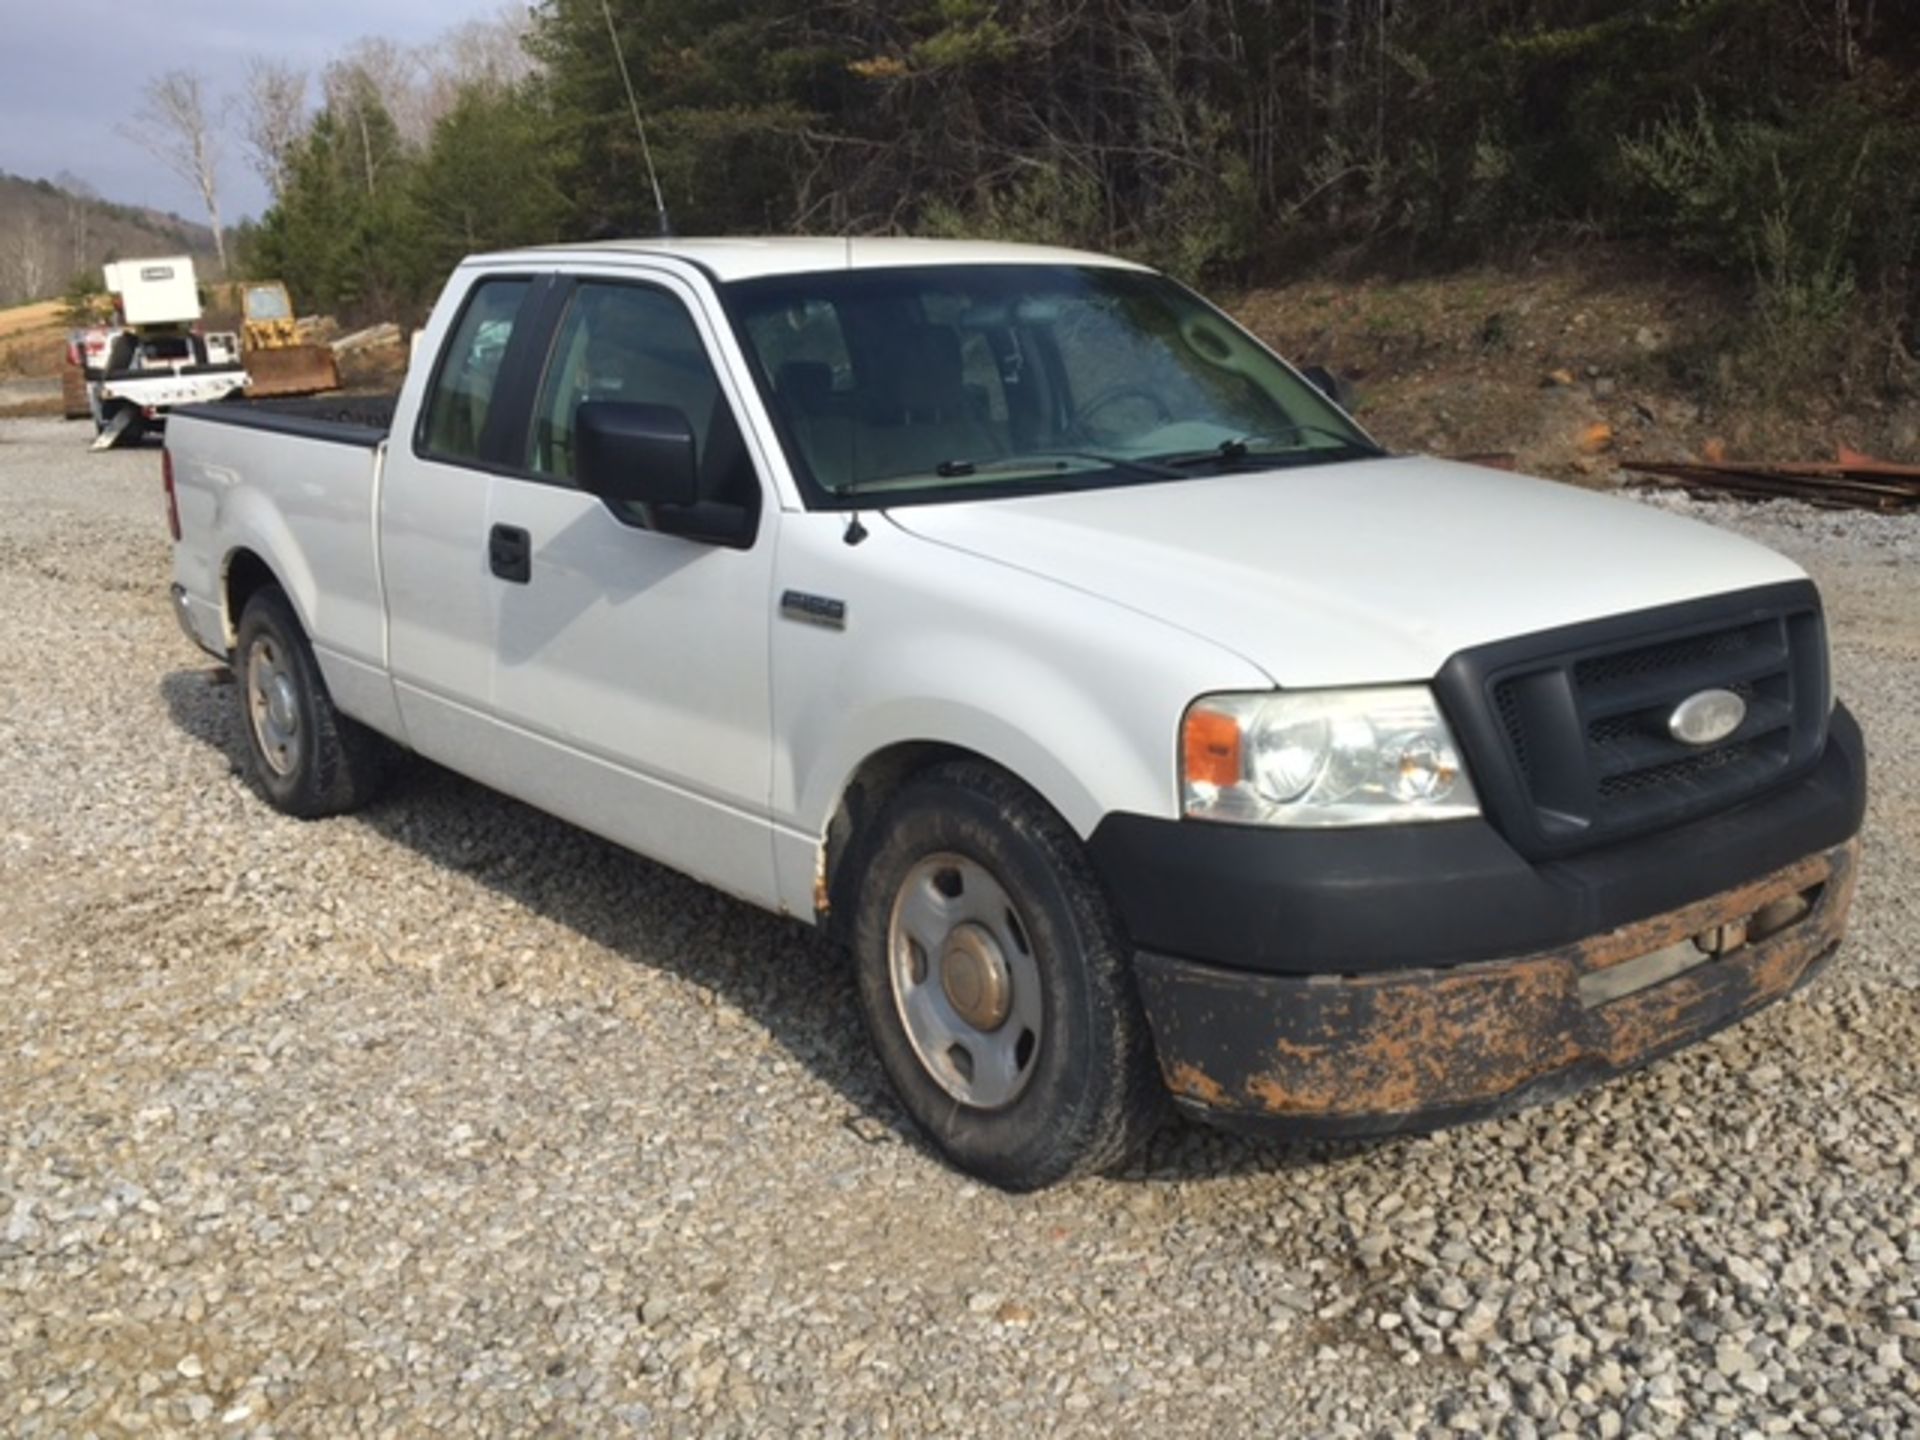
xmin=1300 ymin=364 xmax=1344 ymax=405
xmin=575 ymin=401 xmax=700 ymax=510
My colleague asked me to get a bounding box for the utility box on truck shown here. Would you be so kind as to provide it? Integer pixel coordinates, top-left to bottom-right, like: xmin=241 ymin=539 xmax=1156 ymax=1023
xmin=89 ymin=254 xmax=247 ymax=449
xmin=102 ymin=257 xmax=201 ymax=328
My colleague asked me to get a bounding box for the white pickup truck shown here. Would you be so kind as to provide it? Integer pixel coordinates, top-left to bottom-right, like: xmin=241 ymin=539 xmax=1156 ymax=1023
xmin=165 ymin=238 xmax=1866 ymax=1188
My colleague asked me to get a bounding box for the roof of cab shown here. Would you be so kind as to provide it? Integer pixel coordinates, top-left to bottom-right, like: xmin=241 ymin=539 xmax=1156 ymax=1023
xmin=468 ymin=236 xmax=1152 ymax=283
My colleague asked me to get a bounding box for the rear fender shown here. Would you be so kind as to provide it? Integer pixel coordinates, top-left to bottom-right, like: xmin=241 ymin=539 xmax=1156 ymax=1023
xmin=217 ymin=492 xmax=321 ymax=646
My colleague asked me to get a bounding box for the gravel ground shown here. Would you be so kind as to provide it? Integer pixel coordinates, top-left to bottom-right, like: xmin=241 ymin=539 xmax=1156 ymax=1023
xmin=1 ymin=412 xmax=1915 ymax=1437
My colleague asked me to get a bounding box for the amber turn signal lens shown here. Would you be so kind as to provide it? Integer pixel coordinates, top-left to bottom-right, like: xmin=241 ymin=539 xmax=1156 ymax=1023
xmin=1182 ymin=706 xmax=1243 ymax=789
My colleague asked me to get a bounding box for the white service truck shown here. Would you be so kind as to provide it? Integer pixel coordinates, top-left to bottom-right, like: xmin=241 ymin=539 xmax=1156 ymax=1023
xmin=164 ymin=239 xmax=1865 ymax=1188
xmin=90 ymin=256 xmax=247 ymax=449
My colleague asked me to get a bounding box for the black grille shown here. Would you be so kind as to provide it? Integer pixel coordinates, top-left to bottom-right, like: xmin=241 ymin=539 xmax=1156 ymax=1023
xmin=1593 ymin=738 xmax=1763 ymax=800
xmin=1573 ymin=626 xmax=1765 ymax=688
xmin=1440 ymin=583 xmax=1831 ymax=858
xmin=1495 ymin=682 xmax=1534 ymax=784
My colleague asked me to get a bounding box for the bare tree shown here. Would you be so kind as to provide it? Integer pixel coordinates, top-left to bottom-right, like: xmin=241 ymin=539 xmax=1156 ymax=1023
xmin=53 ymin=170 xmax=99 ymax=276
xmin=240 ymin=59 xmax=308 ymax=199
xmin=120 ymin=70 xmax=228 ymax=273
xmin=325 ymin=14 xmax=538 ymax=157
xmin=421 ymin=5 xmax=540 ymax=126
xmin=317 ymin=38 xmax=433 ymax=203
xmin=328 ymin=38 xmax=428 ymax=150
xmin=0 ymin=213 xmax=61 ymax=304
xmin=320 ymin=64 xmax=389 ymax=198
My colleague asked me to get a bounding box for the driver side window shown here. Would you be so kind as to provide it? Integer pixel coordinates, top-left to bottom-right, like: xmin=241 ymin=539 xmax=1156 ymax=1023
xmin=528 ymin=282 xmax=734 ymax=485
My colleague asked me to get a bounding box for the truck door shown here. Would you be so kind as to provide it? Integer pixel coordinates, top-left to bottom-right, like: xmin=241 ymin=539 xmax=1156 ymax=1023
xmin=478 ymin=273 xmax=780 ymax=908
xmin=381 ymin=274 xmax=546 ymax=769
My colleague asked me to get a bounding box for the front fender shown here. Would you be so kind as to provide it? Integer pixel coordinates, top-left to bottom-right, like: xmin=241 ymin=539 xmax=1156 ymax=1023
xmin=798 ymin=649 xmax=1153 ymax=843
xmin=769 ymin=511 xmax=1273 ymax=918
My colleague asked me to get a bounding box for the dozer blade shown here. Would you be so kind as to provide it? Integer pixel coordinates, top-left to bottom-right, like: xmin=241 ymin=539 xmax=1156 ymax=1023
xmin=244 ymin=345 xmax=340 ymax=398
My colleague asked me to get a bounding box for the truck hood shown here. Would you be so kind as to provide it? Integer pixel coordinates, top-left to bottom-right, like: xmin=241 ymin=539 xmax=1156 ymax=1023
xmin=886 ymin=456 xmax=1806 ymax=687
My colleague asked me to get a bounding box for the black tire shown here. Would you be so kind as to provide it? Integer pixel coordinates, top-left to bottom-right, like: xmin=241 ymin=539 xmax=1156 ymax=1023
xmin=233 ymin=586 xmax=390 ymax=817
xmin=850 ymin=762 xmax=1164 ymax=1189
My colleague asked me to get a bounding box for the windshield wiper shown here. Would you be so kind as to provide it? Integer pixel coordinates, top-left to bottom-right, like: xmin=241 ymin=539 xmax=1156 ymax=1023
xmin=833 ymin=451 xmax=1172 ymax=497
xmin=929 ymin=450 xmax=1181 ymax=481
xmin=1150 ymin=425 xmax=1384 ymax=469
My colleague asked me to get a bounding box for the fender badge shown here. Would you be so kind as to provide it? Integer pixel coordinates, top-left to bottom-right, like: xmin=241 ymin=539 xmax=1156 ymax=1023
xmin=780 ymin=590 xmax=846 ymax=630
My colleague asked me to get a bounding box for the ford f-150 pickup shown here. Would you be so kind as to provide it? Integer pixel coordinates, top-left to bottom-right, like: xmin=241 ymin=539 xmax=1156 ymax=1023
xmin=164 ymin=238 xmax=1866 ymax=1189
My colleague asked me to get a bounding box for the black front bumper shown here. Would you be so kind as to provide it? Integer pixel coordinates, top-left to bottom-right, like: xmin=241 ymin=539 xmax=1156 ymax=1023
xmin=1088 ymin=705 xmax=1865 ymax=976
xmin=1087 ymin=705 xmax=1867 ymax=1135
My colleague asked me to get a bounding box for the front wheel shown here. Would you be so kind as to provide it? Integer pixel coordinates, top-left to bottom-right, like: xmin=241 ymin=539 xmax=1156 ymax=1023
xmin=850 ymin=763 xmax=1163 ymax=1189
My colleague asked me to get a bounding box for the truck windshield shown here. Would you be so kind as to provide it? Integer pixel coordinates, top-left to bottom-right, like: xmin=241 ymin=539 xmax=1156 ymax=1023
xmin=724 ymin=264 xmax=1379 ymax=507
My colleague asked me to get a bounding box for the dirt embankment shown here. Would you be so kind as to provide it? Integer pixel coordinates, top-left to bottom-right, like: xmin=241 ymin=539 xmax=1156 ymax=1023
xmin=1231 ymin=253 xmax=1919 ymax=480
xmin=0 ymin=299 xmax=63 ymax=341
xmin=0 ymin=302 xmax=67 ymax=398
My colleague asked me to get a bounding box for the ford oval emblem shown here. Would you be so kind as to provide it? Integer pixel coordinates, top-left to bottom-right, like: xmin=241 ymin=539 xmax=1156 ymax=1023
xmin=1668 ymin=688 xmax=1747 ymax=747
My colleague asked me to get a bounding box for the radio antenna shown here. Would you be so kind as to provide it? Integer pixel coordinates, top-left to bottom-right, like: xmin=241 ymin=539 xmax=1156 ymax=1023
xmin=599 ymin=0 xmax=672 ymax=237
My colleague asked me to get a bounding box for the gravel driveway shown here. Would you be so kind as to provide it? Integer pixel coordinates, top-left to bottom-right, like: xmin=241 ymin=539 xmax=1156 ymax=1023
xmin=1 ymin=414 xmax=1915 ymax=1437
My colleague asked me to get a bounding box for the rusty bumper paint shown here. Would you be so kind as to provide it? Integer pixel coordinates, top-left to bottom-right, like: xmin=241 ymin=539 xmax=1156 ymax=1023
xmin=1137 ymin=838 xmax=1859 ymax=1137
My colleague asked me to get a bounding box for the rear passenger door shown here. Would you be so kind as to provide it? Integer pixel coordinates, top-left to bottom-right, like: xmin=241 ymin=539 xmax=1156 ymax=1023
xmin=479 ymin=273 xmax=781 ymax=908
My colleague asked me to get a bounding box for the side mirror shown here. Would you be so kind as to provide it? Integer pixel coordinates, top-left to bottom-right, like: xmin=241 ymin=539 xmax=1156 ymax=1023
xmin=575 ymin=401 xmax=699 ymax=510
xmin=1300 ymin=364 xmax=1344 ymax=405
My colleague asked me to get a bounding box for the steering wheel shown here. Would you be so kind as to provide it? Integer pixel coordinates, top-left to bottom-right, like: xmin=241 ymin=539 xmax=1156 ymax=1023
xmin=1073 ymin=383 xmax=1174 ymax=437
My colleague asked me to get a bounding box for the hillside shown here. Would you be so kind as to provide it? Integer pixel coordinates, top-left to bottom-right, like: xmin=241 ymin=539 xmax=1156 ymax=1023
xmin=0 ymin=172 xmax=216 ymax=307
xmin=1233 ymin=251 xmax=1920 ymax=480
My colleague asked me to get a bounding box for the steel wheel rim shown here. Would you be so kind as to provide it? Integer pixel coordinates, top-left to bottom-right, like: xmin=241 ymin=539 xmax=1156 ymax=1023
xmin=887 ymin=852 xmax=1045 ymax=1109
xmin=245 ymin=636 xmax=301 ymax=777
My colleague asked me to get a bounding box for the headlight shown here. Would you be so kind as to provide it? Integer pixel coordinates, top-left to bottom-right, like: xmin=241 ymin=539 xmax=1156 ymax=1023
xmin=1182 ymin=687 xmax=1479 ymax=826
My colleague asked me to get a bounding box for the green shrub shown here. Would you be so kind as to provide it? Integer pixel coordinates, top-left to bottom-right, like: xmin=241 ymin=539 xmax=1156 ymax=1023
xmin=918 ymin=163 xmax=1105 ymax=253
xmin=1623 ymin=91 xmax=1917 ymax=393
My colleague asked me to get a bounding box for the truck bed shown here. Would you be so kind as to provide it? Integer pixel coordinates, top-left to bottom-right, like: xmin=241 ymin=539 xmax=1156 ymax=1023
xmin=167 ymin=396 xmax=396 ymax=729
xmin=173 ymin=393 xmax=399 ymax=446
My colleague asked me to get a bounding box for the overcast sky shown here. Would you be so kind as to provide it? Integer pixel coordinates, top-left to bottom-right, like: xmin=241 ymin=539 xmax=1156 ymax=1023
xmin=0 ymin=0 xmax=499 ymax=223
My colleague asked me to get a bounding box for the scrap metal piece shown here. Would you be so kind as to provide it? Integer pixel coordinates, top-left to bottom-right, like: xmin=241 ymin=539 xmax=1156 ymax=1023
xmin=1621 ymin=449 xmax=1920 ymax=512
xmin=90 ymin=406 xmax=138 ymax=451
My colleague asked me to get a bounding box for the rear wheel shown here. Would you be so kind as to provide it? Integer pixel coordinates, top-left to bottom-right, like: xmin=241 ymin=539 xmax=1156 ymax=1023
xmin=850 ymin=762 xmax=1163 ymax=1189
xmin=233 ymin=586 xmax=389 ymax=817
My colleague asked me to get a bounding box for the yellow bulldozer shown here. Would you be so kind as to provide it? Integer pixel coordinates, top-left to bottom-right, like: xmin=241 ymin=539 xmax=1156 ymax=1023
xmin=208 ymin=280 xmax=341 ymax=399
